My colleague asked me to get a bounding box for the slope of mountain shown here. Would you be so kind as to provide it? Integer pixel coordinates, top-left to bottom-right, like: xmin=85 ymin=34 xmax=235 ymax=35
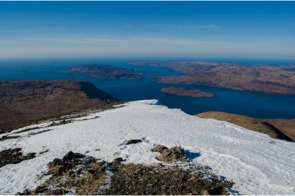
xmin=0 ymin=80 xmax=117 ymax=133
xmin=197 ymin=111 xmax=293 ymax=142
xmin=265 ymin=119 xmax=295 ymax=141
xmin=0 ymin=100 xmax=294 ymax=194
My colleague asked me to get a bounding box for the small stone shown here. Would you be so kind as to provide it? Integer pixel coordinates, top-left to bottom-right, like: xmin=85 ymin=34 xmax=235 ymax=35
xmin=126 ymin=139 xmax=142 ymax=145
xmin=24 ymin=153 xmax=36 ymax=160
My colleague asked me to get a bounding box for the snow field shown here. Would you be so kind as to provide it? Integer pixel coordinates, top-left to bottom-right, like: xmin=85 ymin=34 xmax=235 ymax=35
xmin=0 ymin=100 xmax=294 ymax=194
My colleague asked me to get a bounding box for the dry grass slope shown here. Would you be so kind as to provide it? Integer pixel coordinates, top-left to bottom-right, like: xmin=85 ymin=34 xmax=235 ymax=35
xmin=264 ymin=119 xmax=295 ymax=141
xmin=197 ymin=111 xmax=293 ymax=142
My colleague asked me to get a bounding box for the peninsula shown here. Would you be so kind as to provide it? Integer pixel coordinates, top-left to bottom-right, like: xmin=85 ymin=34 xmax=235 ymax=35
xmin=71 ymin=64 xmax=144 ymax=80
xmin=162 ymin=87 xmax=215 ymax=98
xmin=133 ymin=62 xmax=295 ymax=95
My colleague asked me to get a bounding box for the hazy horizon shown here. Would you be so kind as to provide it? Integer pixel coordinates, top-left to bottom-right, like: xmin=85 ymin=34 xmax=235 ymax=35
xmin=1 ymin=2 xmax=295 ymax=59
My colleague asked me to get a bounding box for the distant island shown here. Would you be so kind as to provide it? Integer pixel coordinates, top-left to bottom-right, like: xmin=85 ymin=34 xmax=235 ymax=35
xmin=162 ymin=87 xmax=215 ymax=98
xmin=133 ymin=62 xmax=295 ymax=95
xmin=71 ymin=64 xmax=144 ymax=80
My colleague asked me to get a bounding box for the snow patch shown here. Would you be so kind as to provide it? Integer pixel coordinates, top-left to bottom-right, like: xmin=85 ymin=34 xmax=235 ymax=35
xmin=0 ymin=100 xmax=294 ymax=194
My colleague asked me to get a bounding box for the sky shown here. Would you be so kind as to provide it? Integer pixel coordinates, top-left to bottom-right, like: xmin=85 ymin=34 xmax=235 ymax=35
xmin=0 ymin=1 xmax=295 ymax=59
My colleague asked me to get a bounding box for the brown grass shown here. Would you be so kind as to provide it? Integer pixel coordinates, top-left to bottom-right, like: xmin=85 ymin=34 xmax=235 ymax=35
xmin=197 ymin=111 xmax=293 ymax=142
xmin=265 ymin=119 xmax=295 ymax=141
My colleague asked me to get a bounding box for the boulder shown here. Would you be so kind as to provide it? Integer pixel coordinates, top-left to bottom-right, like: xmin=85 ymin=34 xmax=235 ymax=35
xmin=153 ymin=145 xmax=188 ymax=163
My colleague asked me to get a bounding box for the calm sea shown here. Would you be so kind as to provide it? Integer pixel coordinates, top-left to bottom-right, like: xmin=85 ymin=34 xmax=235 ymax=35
xmin=0 ymin=58 xmax=295 ymax=119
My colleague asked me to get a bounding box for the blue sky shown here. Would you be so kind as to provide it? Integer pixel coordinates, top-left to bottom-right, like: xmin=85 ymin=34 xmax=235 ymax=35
xmin=0 ymin=2 xmax=295 ymax=59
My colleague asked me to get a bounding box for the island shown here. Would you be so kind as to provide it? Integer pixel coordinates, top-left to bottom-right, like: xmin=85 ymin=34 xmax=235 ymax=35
xmin=0 ymin=80 xmax=118 ymax=133
xmin=161 ymin=87 xmax=215 ymax=98
xmin=133 ymin=62 xmax=295 ymax=95
xmin=71 ymin=64 xmax=144 ymax=80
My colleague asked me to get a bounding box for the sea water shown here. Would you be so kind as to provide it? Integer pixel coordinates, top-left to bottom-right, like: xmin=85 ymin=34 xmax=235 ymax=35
xmin=0 ymin=58 xmax=294 ymax=119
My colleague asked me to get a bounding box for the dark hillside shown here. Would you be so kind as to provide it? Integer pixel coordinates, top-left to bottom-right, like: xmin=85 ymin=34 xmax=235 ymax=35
xmin=0 ymin=80 xmax=118 ymax=133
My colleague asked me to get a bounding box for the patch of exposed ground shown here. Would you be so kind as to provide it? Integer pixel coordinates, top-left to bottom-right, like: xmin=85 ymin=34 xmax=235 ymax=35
xmin=29 ymin=129 xmax=52 ymax=136
xmin=18 ymin=151 xmax=107 ymax=195
xmin=197 ymin=111 xmax=293 ymax=142
xmin=103 ymin=163 xmax=233 ymax=195
xmin=0 ymin=135 xmax=20 ymax=141
xmin=0 ymin=148 xmax=36 ymax=168
xmin=19 ymin=144 xmax=234 ymax=195
xmin=0 ymin=80 xmax=118 ymax=133
xmin=12 ymin=126 xmax=41 ymax=134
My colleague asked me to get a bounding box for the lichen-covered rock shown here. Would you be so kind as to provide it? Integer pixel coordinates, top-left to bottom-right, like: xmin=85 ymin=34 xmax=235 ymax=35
xmin=19 ymin=151 xmax=107 ymax=195
xmin=18 ymin=151 xmax=234 ymax=195
xmin=153 ymin=145 xmax=188 ymax=162
xmin=102 ymin=163 xmax=234 ymax=195
xmin=152 ymin=144 xmax=168 ymax=153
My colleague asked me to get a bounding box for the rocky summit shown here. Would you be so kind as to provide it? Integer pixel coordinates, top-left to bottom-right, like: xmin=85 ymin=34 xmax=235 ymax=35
xmin=19 ymin=150 xmax=234 ymax=195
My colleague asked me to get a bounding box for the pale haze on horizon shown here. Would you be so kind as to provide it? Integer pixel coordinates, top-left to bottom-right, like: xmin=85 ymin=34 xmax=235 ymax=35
xmin=0 ymin=1 xmax=295 ymax=59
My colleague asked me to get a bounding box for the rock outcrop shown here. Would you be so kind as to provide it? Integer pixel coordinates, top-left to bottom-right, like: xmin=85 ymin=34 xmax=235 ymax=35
xmin=153 ymin=145 xmax=188 ymax=162
xmin=19 ymin=151 xmax=234 ymax=195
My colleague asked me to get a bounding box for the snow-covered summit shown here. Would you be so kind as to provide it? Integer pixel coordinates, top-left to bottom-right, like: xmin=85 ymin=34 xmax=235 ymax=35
xmin=0 ymin=100 xmax=294 ymax=194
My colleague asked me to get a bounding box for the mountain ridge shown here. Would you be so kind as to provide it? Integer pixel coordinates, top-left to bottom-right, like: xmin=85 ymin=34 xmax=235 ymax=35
xmin=0 ymin=100 xmax=294 ymax=194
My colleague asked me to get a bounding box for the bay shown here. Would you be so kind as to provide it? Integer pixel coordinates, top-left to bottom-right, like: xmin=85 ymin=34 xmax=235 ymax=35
xmin=0 ymin=58 xmax=294 ymax=119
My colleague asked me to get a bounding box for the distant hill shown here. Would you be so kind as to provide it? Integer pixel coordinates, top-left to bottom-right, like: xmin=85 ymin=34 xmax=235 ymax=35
xmin=0 ymin=80 xmax=118 ymax=133
xmin=197 ymin=111 xmax=293 ymax=142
